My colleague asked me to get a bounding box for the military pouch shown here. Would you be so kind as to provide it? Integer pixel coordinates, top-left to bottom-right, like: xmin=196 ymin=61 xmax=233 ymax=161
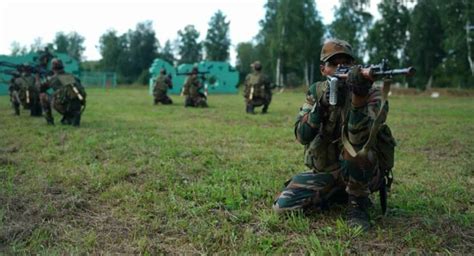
xmin=375 ymin=124 xmax=396 ymax=172
xmin=304 ymin=134 xmax=329 ymax=171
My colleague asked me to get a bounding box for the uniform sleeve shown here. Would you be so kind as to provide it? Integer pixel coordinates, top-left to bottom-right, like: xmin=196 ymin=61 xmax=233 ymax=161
xmin=347 ymin=88 xmax=388 ymax=149
xmin=243 ymin=74 xmax=250 ymax=97
xmin=294 ymin=84 xmax=321 ymax=145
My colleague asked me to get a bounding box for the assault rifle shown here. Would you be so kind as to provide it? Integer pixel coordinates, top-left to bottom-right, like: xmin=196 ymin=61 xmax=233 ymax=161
xmin=0 ymin=69 xmax=21 ymax=78
xmin=0 ymin=61 xmax=53 ymax=78
xmin=327 ymin=59 xmax=415 ymax=105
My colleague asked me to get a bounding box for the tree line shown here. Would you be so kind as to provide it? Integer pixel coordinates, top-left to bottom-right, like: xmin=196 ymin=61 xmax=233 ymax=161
xmin=236 ymin=0 xmax=473 ymax=89
xmin=9 ymin=0 xmax=474 ymax=88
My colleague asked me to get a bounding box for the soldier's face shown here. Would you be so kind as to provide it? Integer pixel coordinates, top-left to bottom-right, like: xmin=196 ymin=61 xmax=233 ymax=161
xmin=320 ymin=55 xmax=354 ymax=76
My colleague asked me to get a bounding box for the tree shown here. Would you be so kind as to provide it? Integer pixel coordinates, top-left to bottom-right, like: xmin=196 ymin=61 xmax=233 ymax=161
xmin=405 ymin=0 xmax=444 ymax=89
xmin=30 ymin=37 xmax=46 ymax=53
xmin=99 ymin=29 xmax=124 ymax=72
xmin=160 ymin=40 xmax=176 ymax=64
xmin=436 ymin=0 xmax=474 ymax=88
xmin=67 ymin=32 xmax=86 ymax=62
xmin=204 ymin=10 xmax=231 ymax=61
xmin=52 ymin=32 xmax=86 ymax=62
xmin=127 ymin=21 xmax=159 ymax=83
xmin=366 ymin=0 xmax=410 ymax=67
xmin=329 ymin=0 xmax=372 ymax=60
xmin=54 ymin=32 xmax=69 ymax=53
xmin=256 ymin=0 xmax=324 ymax=86
xmin=177 ymin=25 xmax=202 ymax=64
xmin=10 ymin=41 xmax=27 ymax=56
xmin=236 ymin=42 xmax=258 ymax=83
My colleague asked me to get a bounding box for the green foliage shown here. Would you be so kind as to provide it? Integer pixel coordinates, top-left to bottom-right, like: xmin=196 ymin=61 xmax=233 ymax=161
xmin=0 ymin=89 xmax=473 ymax=254
xmin=99 ymin=30 xmax=124 ymax=73
xmin=9 ymin=41 xmax=28 ymax=56
xmin=80 ymin=60 xmax=101 ymax=72
xmin=329 ymin=0 xmax=373 ymax=60
xmin=235 ymin=42 xmax=258 ymax=83
xmin=177 ymin=25 xmax=202 ymax=64
xmin=128 ymin=21 xmax=159 ymax=83
xmin=366 ymin=0 xmax=410 ymax=66
xmin=159 ymin=40 xmax=176 ymax=65
xmin=53 ymin=31 xmax=86 ymax=62
xmin=257 ymin=0 xmax=325 ymax=86
xmin=204 ymin=10 xmax=231 ymax=61
xmin=98 ymin=21 xmax=159 ymax=84
xmin=405 ymin=0 xmax=445 ymax=89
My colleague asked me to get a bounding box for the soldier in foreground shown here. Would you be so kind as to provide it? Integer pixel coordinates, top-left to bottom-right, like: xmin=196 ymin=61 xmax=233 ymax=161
xmin=183 ymin=67 xmax=208 ymax=108
xmin=243 ymin=61 xmax=272 ymax=114
xmin=38 ymin=58 xmax=86 ymax=126
xmin=153 ymin=69 xmax=173 ymax=105
xmin=273 ymin=39 xmax=399 ymax=231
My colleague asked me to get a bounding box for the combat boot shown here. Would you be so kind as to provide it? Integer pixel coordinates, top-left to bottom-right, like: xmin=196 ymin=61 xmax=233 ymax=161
xmin=71 ymin=113 xmax=81 ymax=127
xmin=14 ymin=106 xmax=20 ymax=116
xmin=45 ymin=112 xmax=55 ymax=126
xmin=60 ymin=115 xmax=71 ymax=125
xmin=246 ymin=104 xmax=255 ymax=114
xmin=347 ymin=195 xmax=370 ymax=231
xmin=262 ymin=104 xmax=269 ymax=114
xmin=46 ymin=117 xmax=55 ymax=126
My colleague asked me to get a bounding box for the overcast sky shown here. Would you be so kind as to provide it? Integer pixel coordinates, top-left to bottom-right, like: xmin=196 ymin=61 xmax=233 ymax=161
xmin=0 ymin=0 xmax=381 ymax=64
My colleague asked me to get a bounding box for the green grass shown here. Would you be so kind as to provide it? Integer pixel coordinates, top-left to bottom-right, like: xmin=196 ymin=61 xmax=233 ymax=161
xmin=0 ymin=87 xmax=473 ymax=254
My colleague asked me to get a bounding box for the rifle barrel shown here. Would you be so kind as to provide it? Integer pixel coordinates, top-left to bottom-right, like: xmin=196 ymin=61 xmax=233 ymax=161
xmin=374 ymin=67 xmax=416 ymax=77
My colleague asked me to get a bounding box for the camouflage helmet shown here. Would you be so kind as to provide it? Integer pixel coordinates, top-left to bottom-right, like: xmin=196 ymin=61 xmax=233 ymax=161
xmin=251 ymin=61 xmax=262 ymax=71
xmin=320 ymin=39 xmax=354 ymax=62
xmin=51 ymin=58 xmax=64 ymax=70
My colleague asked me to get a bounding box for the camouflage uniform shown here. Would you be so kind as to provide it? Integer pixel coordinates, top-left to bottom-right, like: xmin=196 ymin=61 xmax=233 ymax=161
xmin=153 ymin=71 xmax=173 ymax=105
xmin=183 ymin=69 xmax=208 ymax=108
xmin=39 ymin=59 xmax=86 ymax=126
xmin=244 ymin=61 xmax=272 ymax=114
xmin=8 ymin=75 xmax=22 ymax=116
xmin=273 ymin=39 xmax=396 ymax=230
xmin=13 ymin=72 xmax=42 ymax=116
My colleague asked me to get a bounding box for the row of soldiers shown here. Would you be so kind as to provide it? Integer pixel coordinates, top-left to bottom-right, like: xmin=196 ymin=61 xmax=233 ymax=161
xmin=6 ymin=57 xmax=87 ymax=127
xmin=152 ymin=62 xmax=273 ymax=113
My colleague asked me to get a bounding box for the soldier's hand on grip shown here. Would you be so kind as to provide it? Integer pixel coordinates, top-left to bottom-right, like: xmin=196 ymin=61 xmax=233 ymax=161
xmin=347 ymin=66 xmax=372 ymax=97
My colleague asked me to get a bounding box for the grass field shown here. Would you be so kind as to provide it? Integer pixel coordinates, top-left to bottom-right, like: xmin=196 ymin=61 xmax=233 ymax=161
xmin=1 ymin=87 xmax=473 ymax=254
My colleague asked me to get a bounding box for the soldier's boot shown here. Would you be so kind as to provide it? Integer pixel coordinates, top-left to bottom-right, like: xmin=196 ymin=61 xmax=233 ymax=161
xmin=13 ymin=103 xmax=20 ymax=116
xmin=262 ymin=104 xmax=269 ymax=114
xmin=347 ymin=195 xmax=370 ymax=231
xmin=60 ymin=115 xmax=71 ymax=125
xmin=246 ymin=104 xmax=255 ymax=114
xmin=46 ymin=115 xmax=55 ymax=126
xmin=200 ymin=99 xmax=208 ymax=108
xmin=44 ymin=110 xmax=55 ymax=126
xmin=31 ymin=103 xmax=42 ymax=117
xmin=163 ymin=96 xmax=173 ymax=105
xmin=184 ymin=97 xmax=193 ymax=108
xmin=71 ymin=112 xmax=81 ymax=127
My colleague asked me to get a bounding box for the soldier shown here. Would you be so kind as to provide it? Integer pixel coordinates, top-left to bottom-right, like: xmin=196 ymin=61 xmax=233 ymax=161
xmin=244 ymin=61 xmax=272 ymax=114
xmin=153 ymin=69 xmax=173 ymax=105
xmin=183 ymin=67 xmax=208 ymax=108
xmin=272 ymin=39 xmax=396 ymax=231
xmin=12 ymin=65 xmax=42 ymax=116
xmin=8 ymin=71 xmax=21 ymax=116
xmin=38 ymin=58 xmax=86 ymax=126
